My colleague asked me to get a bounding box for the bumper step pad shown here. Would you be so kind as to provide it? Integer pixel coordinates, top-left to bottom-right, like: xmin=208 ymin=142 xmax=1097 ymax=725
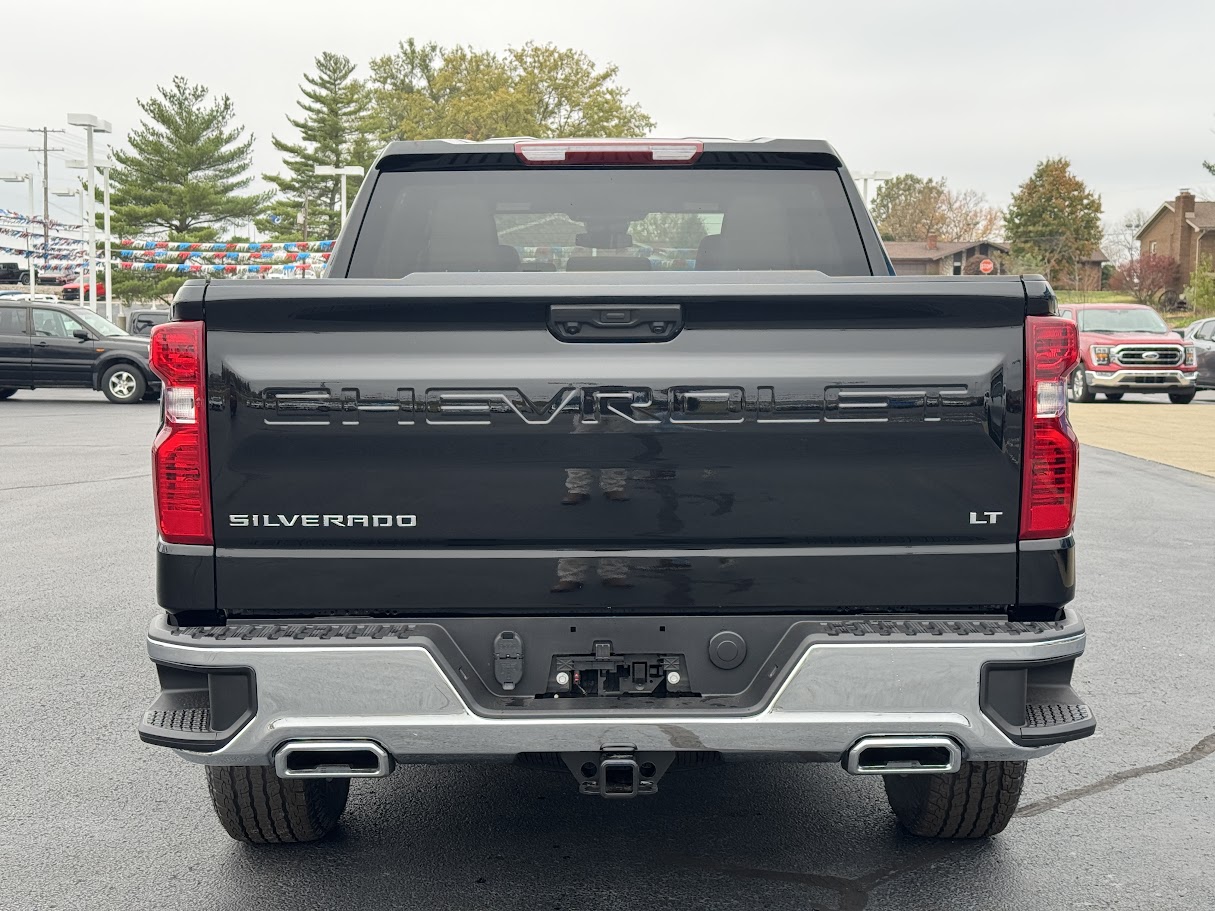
xmin=1026 ymin=702 xmax=1092 ymax=727
xmin=981 ymin=657 xmax=1097 ymax=747
xmin=145 ymin=707 xmax=212 ymax=734
xmin=1020 ymin=701 xmax=1095 ymax=743
xmin=138 ymin=664 xmax=256 ymax=752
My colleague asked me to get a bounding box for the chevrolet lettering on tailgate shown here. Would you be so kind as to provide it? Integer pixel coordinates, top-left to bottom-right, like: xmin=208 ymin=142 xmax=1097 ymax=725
xmin=261 ymin=384 xmax=976 ymax=427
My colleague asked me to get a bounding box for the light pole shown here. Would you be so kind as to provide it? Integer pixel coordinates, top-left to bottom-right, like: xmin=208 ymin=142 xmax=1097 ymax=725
xmin=0 ymin=172 xmax=36 ymax=294
xmin=53 ymin=188 xmax=84 ymax=289
xmin=314 ymin=165 xmax=365 ymax=230
xmin=68 ymin=157 xmax=115 ymax=319
xmin=854 ymin=171 xmax=892 ymax=207
xmin=67 ymin=113 xmax=112 ymax=313
xmin=99 ymin=159 xmax=113 ymax=320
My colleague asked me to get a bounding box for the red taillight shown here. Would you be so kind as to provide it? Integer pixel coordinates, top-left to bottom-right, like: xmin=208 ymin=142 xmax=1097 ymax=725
xmin=1021 ymin=316 xmax=1079 ymax=539
xmin=149 ymin=321 xmax=211 ymax=545
xmin=515 ymin=139 xmax=703 ymax=165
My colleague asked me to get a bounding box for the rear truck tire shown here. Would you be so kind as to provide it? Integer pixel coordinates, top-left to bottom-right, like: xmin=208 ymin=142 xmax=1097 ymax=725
xmin=101 ymin=363 xmax=146 ymax=404
xmin=204 ymin=765 xmax=350 ymax=844
xmin=883 ymin=760 xmax=1026 ymax=839
xmin=1169 ymin=391 xmax=1197 ymax=404
xmin=1103 ymin=392 xmax=1124 ymax=402
xmin=1068 ymin=368 xmax=1096 ymax=404
xmin=0 ymin=388 xmax=16 ymax=400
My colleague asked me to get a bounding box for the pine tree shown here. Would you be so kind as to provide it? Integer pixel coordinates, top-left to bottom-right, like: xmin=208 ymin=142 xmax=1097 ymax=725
xmin=259 ymin=53 xmax=372 ymax=241
xmin=110 ymin=76 xmax=265 ymax=236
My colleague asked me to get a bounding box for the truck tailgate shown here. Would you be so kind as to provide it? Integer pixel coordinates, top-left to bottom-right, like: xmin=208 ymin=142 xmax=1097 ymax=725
xmin=201 ymin=275 xmax=1026 ymax=616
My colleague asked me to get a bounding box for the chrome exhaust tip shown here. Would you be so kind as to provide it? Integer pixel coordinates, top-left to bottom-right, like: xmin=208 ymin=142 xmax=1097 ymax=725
xmin=274 ymin=740 xmax=393 ymax=779
xmin=844 ymin=736 xmax=962 ymax=776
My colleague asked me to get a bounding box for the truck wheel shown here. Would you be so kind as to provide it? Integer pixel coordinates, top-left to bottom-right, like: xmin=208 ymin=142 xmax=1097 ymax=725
xmin=204 ymin=765 xmax=349 ymax=844
xmin=1067 ymin=369 xmax=1095 ymax=404
xmin=1103 ymin=393 xmax=1124 ymax=402
xmin=0 ymin=388 xmax=16 ymax=400
xmin=1169 ymin=391 xmax=1196 ymax=404
xmin=883 ymin=760 xmax=1025 ymax=839
xmin=101 ymin=364 xmax=146 ymax=404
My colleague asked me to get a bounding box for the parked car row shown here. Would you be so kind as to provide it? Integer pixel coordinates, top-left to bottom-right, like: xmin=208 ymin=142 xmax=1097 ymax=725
xmin=0 ymin=290 xmax=60 ymax=303
xmin=0 ymin=301 xmax=160 ymax=403
xmin=1062 ymin=303 xmax=1212 ymax=403
xmin=0 ymin=291 xmax=168 ymax=334
xmin=0 ymin=260 xmax=95 ymax=287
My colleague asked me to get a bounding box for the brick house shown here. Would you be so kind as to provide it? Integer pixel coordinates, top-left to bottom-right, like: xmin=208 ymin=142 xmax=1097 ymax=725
xmin=885 ymin=236 xmax=1009 ymax=275
xmin=1134 ymin=189 xmax=1215 ymax=291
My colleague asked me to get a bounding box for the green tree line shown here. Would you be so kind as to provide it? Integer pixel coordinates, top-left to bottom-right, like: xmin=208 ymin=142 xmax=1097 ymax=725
xmin=107 ymin=39 xmax=654 ymax=302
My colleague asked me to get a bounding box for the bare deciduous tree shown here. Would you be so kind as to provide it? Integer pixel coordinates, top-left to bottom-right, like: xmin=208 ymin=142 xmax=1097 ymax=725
xmin=940 ymin=188 xmax=1003 ymax=242
xmin=1110 ymin=253 xmax=1179 ymax=305
xmin=872 ymin=174 xmax=1002 ymax=243
xmin=1102 ymin=208 xmax=1149 ymax=266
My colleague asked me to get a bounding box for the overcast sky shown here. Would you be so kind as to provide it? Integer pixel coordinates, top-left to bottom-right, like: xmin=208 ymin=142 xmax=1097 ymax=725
xmin=2 ymin=0 xmax=1212 ymax=234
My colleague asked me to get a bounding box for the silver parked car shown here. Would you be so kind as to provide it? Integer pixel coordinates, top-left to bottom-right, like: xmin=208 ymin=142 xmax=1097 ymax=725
xmin=1182 ymin=318 xmax=1215 ymax=389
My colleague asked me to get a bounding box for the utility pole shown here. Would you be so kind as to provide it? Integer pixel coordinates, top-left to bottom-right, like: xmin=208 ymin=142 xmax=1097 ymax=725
xmin=28 ymin=128 xmax=65 ymax=280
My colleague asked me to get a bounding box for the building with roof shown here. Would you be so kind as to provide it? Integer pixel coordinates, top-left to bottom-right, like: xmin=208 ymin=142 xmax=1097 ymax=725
xmin=1135 ymin=189 xmax=1215 ymax=291
xmin=1055 ymin=247 xmax=1108 ymax=291
xmin=885 ymin=236 xmax=1010 ymax=276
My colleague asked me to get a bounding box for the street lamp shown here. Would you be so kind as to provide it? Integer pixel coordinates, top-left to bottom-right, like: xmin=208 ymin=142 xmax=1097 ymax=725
xmin=314 ymin=165 xmax=365 ymax=229
xmin=67 ymin=113 xmax=112 ymax=312
xmin=52 ymin=188 xmax=85 ymax=289
xmin=0 ymin=172 xmax=36 ymax=294
xmin=854 ymin=171 xmax=892 ymax=206
xmin=68 ymin=157 xmax=115 ymax=319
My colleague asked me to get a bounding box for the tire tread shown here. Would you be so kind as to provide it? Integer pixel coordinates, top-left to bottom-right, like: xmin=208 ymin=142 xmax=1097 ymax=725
xmin=884 ymin=760 xmax=1025 ymax=839
xmin=204 ymin=765 xmax=349 ymax=844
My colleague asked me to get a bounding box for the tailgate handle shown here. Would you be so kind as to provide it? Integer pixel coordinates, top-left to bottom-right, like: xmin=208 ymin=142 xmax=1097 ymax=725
xmin=548 ymin=305 xmax=683 ymax=343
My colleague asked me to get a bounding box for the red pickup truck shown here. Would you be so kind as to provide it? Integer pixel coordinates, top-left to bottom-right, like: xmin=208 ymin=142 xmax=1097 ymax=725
xmin=1061 ymin=303 xmax=1198 ymax=404
xmin=60 ymin=279 xmax=106 ymax=302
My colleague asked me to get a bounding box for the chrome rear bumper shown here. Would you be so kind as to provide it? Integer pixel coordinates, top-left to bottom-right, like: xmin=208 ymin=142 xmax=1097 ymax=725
xmin=142 ymin=610 xmax=1090 ymax=766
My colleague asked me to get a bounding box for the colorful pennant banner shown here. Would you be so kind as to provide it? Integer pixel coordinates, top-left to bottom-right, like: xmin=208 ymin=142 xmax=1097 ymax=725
xmin=118 ymin=262 xmax=325 ymax=274
xmin=117 ymin=239 xmax=334 ymax=252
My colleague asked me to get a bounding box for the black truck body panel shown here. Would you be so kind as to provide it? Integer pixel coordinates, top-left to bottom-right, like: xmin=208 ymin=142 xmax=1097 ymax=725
xmin=187 ymin=274 xmax=1045 ymax=619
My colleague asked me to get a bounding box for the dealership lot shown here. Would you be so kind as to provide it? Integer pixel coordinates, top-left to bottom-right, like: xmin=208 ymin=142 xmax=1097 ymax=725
xmin=2 ymin=391 xmax=1213 ymax=911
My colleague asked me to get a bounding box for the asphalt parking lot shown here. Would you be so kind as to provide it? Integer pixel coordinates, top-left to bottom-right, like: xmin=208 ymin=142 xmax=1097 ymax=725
xmin=3 ymin=390 xmax=1213 ymax=911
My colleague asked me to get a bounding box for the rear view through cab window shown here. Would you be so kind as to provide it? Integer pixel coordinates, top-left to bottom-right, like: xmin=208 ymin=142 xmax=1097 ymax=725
xmin=347 ymin=166 xmax=870 ymax=278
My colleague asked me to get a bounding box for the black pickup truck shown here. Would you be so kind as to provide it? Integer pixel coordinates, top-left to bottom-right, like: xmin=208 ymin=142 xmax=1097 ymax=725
xmin=139 ymin=138 xmax=1093 ymax=844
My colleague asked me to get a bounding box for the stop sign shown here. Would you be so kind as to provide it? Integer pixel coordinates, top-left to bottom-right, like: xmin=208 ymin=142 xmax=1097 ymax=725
xmin=979 ymin=258 xmax=995 ymax=274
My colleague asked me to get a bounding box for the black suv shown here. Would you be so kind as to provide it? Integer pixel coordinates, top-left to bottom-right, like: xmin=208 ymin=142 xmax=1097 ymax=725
xmin=0 ymin=301 xmax=160 ymax=404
